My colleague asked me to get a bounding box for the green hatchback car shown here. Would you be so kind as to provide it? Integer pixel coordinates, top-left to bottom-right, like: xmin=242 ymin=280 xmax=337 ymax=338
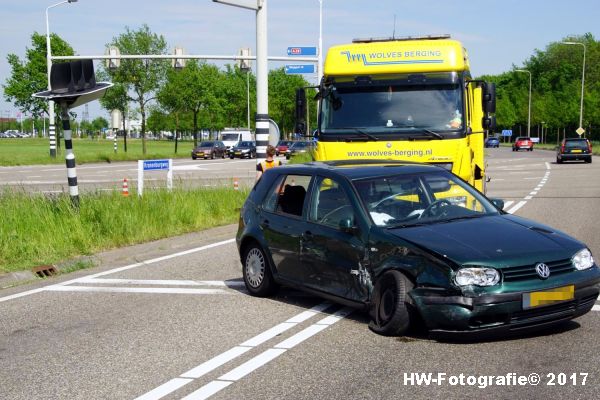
xmin=236 ymin=161 xmax=600 ymax=338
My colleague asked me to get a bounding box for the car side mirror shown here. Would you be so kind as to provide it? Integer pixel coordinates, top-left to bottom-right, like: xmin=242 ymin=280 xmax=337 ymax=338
xmin=490 ymin=198 xmax=504 ymax=210
xmin=339 ymin=218 xmax=358 ymax=234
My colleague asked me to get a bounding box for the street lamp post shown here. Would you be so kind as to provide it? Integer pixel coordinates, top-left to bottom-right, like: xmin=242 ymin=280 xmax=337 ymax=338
xmin=318 ymin=0 xmax=323 ymax=81
xmin=561 ymin=41 xmax=586 ymax=135
xmin=46 ymin=0 xmax=78 ymax=158
xmin=515 ymin=69 xmax=532 ymax=137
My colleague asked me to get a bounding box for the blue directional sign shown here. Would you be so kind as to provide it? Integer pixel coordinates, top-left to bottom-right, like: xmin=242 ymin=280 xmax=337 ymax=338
xmin=287 ymin=47 xmax=318 ymax=56
xmin=143 ymin=159 xmax=170 ymax=171
xmin=501 ymin=129 xmax=513 ymax=137
xmin=285 ymin=64 xmax=316 ymax=74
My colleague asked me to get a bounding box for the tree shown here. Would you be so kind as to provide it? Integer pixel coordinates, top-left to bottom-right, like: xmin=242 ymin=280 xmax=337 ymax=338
xmin=3 ymin=32 xmax=74 ymax=120
xmin=268 ymin=68 xmax=313 ymax=134
xmin=98 ymin=76 xmax=130 ymax=151
xmin=104 ymin=25 xmax=169 ymax=154
xmin=159 ymin=61 xmax=223 ymax=147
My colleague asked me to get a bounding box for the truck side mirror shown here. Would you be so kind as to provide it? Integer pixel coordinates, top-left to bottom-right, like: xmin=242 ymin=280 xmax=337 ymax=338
xmin=295 ymin=88 xmax=307 ymax=135
xmin=482 ymin=82 xmax=496 ymax=114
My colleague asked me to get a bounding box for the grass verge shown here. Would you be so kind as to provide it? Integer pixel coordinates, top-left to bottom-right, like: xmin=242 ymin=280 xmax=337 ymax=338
xmin=0 ymin=138 xmax=198 ymax=166
xmin=0 ymin=187 xmax=248 ymax=274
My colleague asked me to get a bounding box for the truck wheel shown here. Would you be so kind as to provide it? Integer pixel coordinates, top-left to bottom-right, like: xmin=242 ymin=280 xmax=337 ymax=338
xmin=368 ymin=270 xmax=414 ymax=336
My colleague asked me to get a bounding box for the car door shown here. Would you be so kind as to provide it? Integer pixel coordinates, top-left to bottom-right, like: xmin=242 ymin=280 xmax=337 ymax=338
xmin=259 ymin=174 xmax=313 ymax=284
xmin=302 ymin=175 xmax=368 ymax=301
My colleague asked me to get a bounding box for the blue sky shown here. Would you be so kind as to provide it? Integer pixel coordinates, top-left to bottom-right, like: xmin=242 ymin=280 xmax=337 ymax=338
xmin=1 ymin=0 xmax=598 ymax=122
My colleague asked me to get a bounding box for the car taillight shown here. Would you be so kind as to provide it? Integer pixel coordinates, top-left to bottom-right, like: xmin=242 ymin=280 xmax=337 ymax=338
xmin=561 ymin=143 xmax=565 ymax=152
xmin=588 ymin=142 xmax=593 ymax=152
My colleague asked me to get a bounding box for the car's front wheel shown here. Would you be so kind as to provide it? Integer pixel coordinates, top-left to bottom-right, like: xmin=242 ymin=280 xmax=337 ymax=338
xmin=242 ymin=243 xmax=278 ymax=297
xmin=369 ymin=270 xmax=414 ymax=336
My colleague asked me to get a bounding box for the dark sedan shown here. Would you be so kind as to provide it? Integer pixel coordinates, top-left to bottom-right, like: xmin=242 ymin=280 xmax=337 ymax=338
xmin=285 ymin=141 xmax=314 ymax=160
xmin=236 ymin=161 xmax=600 ymax=338
xmin=229 ymin=141 xmax=256 ymax=159
xmin=191 ymin=141 xmax=227 ymax=160
xmin=556 ymin=138 xmax=592 ymax=164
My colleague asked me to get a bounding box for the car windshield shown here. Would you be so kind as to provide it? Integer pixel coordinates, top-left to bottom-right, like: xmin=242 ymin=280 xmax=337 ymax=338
xmin=320 ymin=72 xmax=465 ymax=139
xmin=238 ymin=141 xmax=253 ymax=148
xmin=199 ymin=142 xmax=214 ymax=147
xmin=353 ymin=171 xmax=500 ymax=227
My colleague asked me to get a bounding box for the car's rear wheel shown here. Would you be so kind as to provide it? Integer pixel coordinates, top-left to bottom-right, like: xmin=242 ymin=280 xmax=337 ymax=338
xmin=557 ymin=157 xmax=562 ymax=164
xmin=369 ymin=270 xmax=414 ymax=336
xmin=242 ymin=243 xmax=278 ymax=297
xmin=586 ymin=157 xmax=592 ymax=163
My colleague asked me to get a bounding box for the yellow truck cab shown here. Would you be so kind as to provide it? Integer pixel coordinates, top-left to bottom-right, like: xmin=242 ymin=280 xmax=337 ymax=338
xmin=299 ymin=35 xmax=496 ymax=193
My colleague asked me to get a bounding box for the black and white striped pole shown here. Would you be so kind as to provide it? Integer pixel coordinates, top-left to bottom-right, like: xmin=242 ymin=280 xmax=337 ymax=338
xmin=60 ymin=104 xmax=79 ymax=206
xmin=33 ymin=59 xmax=112 ymax=206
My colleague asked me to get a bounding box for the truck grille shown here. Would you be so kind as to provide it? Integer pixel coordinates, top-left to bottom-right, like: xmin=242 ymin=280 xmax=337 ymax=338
xmin=502 ymin=258 xmax=574 ymax=282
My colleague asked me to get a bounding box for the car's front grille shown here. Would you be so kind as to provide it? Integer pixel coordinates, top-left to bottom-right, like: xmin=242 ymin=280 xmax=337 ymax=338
xmin=501 ymin=258 xmax=574 ymax=282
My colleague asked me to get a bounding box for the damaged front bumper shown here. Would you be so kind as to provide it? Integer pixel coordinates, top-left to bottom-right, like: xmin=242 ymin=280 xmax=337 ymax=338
xmin=410 ymin=271 xmax=600 ymax=339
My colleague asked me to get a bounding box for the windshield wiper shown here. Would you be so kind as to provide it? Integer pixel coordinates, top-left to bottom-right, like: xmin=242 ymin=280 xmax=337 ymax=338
xmin=442 ymin=214 xmax=487 ymax=222
xmin=332 ymin=127 xmax=379 ymax=141
xmin=420 ymin=129 xmax=443 ymax=139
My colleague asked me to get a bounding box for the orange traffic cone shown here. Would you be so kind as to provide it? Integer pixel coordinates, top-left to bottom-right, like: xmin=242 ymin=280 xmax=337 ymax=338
xmin=122 ymin=178 xmax=129 ymax=197
xmin=233 ymin=177 xmax=239 ymax=190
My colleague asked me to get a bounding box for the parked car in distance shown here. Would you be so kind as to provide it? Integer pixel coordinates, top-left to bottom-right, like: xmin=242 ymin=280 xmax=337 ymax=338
xmin=229 ymin=141 xmax=256 ymax=159
xmin=285 ymin=141 xmax=314 ymax=160
xmin=275 ymin=140 xmax=293 ymax=156
xmin=556 ymin=138 xmax=592 ymax=164
xmin=236 ymin=161 xmax=600 ymax=338
xmin=512 ymin=136 xmax=533 ymax=152
xmin=191 ymin=141 xmax=227 ymax=160
xmin=485 ymin=137 xmax=500 ymax=148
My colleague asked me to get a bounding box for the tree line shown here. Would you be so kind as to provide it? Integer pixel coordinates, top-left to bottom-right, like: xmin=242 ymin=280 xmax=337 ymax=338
xmin=3 ymin=25 xmax=316 ymax=154
xmin=478 ymin=33 xmax=599 ymax=141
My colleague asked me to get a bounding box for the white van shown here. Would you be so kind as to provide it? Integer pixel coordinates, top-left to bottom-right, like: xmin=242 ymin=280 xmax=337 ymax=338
xmin=220 ymin=128 xmax=254 ymax=150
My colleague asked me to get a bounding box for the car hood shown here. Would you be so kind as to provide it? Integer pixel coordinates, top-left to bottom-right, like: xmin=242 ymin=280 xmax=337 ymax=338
xmin=387 ymin=214 xmax=584 ymax=268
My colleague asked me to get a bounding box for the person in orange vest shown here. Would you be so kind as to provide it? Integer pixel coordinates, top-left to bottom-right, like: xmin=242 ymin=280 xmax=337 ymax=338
xmin=256 ymin=145 xmax=282 ymax=180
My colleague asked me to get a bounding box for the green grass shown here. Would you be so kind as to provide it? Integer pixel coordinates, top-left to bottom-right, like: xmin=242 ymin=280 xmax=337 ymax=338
xmin=0 ymin=138 xmax=198 ymax=166
xmin=0 ymin=187 xmax=248 ymax=274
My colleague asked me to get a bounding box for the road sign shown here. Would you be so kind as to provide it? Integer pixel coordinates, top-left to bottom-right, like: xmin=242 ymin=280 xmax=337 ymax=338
xmin=285 ymin=64 xmax=315 ymax=74
xmin=287 ymin=47 xmax=318 ymax=56
xmin=142 ymin=159 xmax=170 ymax=171
xmin=501 ymin=129 xmax=513 ymax=137
xmin=576 ymin=127 xmax=585 ymax=136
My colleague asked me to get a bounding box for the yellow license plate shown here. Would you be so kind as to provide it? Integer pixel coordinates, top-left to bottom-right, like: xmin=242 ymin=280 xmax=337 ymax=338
xmin=571 ymin=149 xmax=582 ymax=153
xmin=522 ymin=285 xmax=574 ymax=309
xmin=235 ymin=152 xmax=241 ymax=155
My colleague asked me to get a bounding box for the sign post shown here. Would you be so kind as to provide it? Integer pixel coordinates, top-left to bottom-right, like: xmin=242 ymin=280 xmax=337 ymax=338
xmin=137 ymin=159 xmax=173 ymax=196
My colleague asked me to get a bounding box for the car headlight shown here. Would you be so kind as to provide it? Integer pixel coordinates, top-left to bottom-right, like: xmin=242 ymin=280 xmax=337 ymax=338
xmin=573 ymin=249 xmax=594 ymax=270
xmin=455 ymin=267 xmax=500 ymax=286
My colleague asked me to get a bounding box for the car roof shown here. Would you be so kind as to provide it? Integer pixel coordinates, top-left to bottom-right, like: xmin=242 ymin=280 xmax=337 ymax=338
xmin=564 ymin=137 xmax=588 ymax=141
xmin=274 ymin=160 xmax=444 ymax=180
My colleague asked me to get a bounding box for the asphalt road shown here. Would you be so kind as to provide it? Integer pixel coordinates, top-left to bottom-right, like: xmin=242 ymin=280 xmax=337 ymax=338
xmin=0 ymin=157 xmax=266 ymax=193
xmin=1 ymin=147 xmax=599 ymax=400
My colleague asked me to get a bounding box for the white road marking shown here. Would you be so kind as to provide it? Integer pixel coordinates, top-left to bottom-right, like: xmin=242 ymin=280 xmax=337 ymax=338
xmin=44 ymin=286 xmax=229 ymax=295
xmin=184 ymin=307 xmax=353 ymax=400
xmin=592 ymin=305 xmax=600 ymax=312
xmin=503 ymin=200 xmax=514 ymax=209
xmin=134 ymin=378 xmax=194 ymax=400
xmin=545 ymin=162 xmax=551 ymax=170
xmin=217 ymin=348 xmax=287 ymax=382
xmin=524 ymin=196 xmax=533 ymax=200
xmin=136 ymin=302 xmax=333 ymax=399
xmin=0 ymin=238 xmax=236 ymax=303
xmin=180 ymin=381 xmax=233 ymax=400
xmin=507 ymin=201 xmax=527 ymax=214
xmin=75 ymin=278 xmax=245 ymax=287
xmin=180 ymin=347 xmax=252 ymax=379
xmin=240 ymin=322 xmax=297 ymax=347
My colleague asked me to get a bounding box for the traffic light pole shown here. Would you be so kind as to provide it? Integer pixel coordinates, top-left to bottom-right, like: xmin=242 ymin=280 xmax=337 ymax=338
xmin=60 ymin=104 xmax=79 ymax=207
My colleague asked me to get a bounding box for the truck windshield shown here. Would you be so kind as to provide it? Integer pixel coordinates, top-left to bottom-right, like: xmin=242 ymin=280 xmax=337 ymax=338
xmin=320 ymin=74 xmax=464 ymax=139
